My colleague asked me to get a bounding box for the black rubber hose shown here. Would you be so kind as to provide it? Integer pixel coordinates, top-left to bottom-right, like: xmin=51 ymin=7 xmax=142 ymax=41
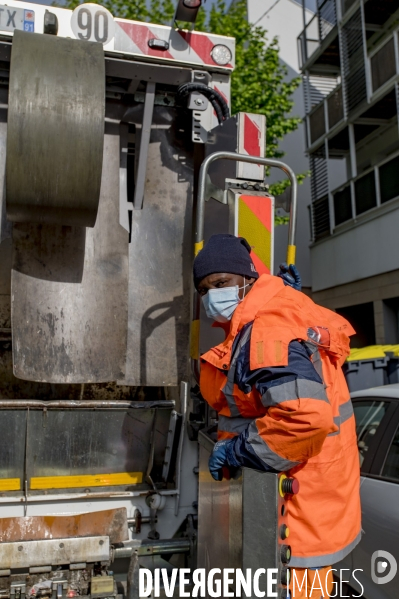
xmin=211 ymin=98 xmax=224 ymax=124
xmin=178 ymin=83 xmax=230 ymax=119
xmin=176 ymin=82 xmax=230 ymax=124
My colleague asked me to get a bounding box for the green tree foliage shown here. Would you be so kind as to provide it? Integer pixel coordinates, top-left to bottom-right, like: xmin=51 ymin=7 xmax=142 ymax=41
xmin=62 ymin=0 xmax=147 ymax=19
xmin=195 ymin=0 xmax=305 ymax=208
xmin=197 ymin=1 xmax=301 ymax=161
xmin=63 ymin=0 xmax=301 ymax=161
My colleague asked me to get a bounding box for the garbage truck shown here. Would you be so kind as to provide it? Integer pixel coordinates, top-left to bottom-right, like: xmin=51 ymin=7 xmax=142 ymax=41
xmin=0 ymin=2 xmax=299 ymax=598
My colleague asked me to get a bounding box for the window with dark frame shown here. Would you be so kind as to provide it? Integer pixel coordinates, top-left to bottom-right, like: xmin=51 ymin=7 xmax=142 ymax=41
xmin=352 ymin=400 xmax=389 ymax=468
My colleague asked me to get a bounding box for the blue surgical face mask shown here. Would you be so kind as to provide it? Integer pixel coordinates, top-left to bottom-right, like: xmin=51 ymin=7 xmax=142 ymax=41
xmin=202 ymin=279 xmax=249 ymax=322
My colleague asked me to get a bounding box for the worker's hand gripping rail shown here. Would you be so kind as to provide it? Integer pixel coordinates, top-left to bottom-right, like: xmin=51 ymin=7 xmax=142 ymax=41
xmin=191 ymin=151 xmax=298 ymax=382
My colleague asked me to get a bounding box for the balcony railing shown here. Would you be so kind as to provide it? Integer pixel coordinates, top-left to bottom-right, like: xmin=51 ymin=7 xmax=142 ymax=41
xmin=303 ymin=25 xmax=399 ymax=148
xmin=307 ymin=30 xmax=399 ymax=148
xmin=370 ymin=35 xmax=397 ymax=94
xmin=333 ymin=154 xmax=399 ymax=225
xmin=328 ymin=87 xmax=344 ymax=128
xmin=308 ymin=85 xmax=344 ymax=145
xmin=310 ymin=196 xmax=331 ymax=242
xmin=311 ymin=152 xmax=399 ymax=241
xmin=298 ymin=0 xmax=338 ymax=68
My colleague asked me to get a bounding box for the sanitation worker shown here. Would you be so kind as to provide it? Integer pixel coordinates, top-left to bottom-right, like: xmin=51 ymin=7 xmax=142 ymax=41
xmin=194 ymin=234 xmax=361 ymax=599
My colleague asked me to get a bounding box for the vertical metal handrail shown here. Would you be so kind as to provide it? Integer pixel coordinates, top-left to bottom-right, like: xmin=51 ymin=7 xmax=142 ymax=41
xmin=175 ymin=381 xmax=188 ymax=515
xmin=191 ymin=151 xmax=298 ymax=381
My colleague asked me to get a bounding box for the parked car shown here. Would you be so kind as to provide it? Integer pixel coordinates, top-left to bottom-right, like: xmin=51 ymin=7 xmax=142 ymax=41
xmin=337 ymin=383 xmax=399 ymax=598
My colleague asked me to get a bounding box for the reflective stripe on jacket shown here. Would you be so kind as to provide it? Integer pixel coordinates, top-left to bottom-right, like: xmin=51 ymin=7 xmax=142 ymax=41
xmin=200 ymin=274 xmax=361 ymax=567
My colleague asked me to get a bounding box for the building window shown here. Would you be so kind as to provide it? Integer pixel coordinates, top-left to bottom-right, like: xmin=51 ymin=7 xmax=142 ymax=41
xmin=309 ymin=103 xmax=326 ymax=144
xmin=380 ymin=155 xmax=399 ymax=204
xmin=383 ymin=298 xmax=399 ymax=344
xmin=312 ymin=196 xmax=330 ymax=241
xmin=354 ymin=170 xmax=377 ymax=215
xmin=333 ymin=184 xmax=352 ymax=225
xmin=327 ymin=87 xmax=344 ymax=129
xmin=336 ymin=302 xmax=376 ymax=348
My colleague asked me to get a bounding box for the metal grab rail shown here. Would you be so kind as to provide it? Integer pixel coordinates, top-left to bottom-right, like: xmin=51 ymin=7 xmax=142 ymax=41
xmin=114 ymin=538 xmax=191 ymax=559
xmin=191 ymin=151 xmax=298 ymax=382
xmin=0 ymin=400 xmax=175 ymax=409
xmin=196 ymin=151 xmax=298 ymax=260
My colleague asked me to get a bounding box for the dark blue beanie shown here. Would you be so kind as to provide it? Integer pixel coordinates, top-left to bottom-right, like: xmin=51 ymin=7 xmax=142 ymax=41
xmin=193 ymin=234 xmax=259 ymax=289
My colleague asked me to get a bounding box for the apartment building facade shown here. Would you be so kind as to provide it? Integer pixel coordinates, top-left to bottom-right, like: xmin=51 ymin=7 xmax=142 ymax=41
xmin=299 ymin=0 xmax=399 ymax=347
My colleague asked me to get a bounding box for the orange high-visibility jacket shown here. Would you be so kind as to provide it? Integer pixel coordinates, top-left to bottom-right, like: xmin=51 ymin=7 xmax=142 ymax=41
xmin=200 ymin=274 xmax=361 ymax=567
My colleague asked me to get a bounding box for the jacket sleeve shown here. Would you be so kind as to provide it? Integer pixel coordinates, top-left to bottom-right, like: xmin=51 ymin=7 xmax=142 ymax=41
xmin=231 ymin=340 xmax=337 ymax=472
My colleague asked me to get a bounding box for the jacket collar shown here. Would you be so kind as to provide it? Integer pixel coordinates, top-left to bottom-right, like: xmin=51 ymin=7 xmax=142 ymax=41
xmin=231 ymin=274 xmax=284 ymax=335
xmin=203 ymin=275 xmax=284 ymax=363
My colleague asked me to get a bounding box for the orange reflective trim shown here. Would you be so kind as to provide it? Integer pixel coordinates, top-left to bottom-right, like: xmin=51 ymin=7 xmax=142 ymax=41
xmin=274 ymin=340 xmax=283 ymax=363
xmin=256 ymin=340 xmax=264 ymax=364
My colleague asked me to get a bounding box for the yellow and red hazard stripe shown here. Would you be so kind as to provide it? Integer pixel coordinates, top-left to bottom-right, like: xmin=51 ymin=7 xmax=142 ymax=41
xmin=237 ymin=194 xmax=273 ymax=275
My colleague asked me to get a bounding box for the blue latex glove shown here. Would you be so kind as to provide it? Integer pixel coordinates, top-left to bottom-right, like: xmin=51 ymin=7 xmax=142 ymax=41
xmin=208 ymin=439 xmax=240 ymax=481
xmin=278 ymin=262 xmax=301 ymax=291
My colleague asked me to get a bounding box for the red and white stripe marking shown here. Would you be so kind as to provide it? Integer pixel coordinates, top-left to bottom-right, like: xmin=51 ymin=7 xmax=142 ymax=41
xmin=114 ymin=20 xmax=235 ymax=69
xmin=237 ymin=113 xmax=266 ymax=181
xmin=243 ymin=113 xmax=262 ymax=157
xmin=0 ymin=1 xmax=235 ymax=66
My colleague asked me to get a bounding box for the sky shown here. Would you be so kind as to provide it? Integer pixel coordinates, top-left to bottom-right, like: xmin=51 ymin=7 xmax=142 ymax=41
xmin=258 ymin=0 xmax=317 ymax=13
xmin=293 ymin=0 xmax=316 ymax=10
